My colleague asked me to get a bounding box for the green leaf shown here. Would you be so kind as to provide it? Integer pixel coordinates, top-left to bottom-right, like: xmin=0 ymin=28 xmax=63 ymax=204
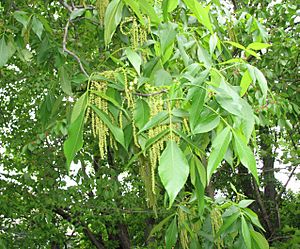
xmin=207 ymin=127 xmax=232 ymax=183
xmin=241 ymin=215 xmax=251 ymax=249
xmin=233 ymin=131 xmax=259 ymax=184
xmin=162 ymin=0 xmax=178 ymax=20
xmin=250 ymin=230 xmax=269 ymax=249
xmin=182 ymin=0 xmax=213 ymax=33
xmin=225 ymin=41 xmax=246 ymax=50
xmin=197 ymin=45 xmax=212 ymax=67
xmin=138 ymin=0 xmax=160 ymax=25
xmin=104 ymin=0 xmax=124 ymax=46
xmin=209 ymin=33 xmax=218 ymax=55
xmin=240 ymin=70 xmax=252 ymax=97
xmin=0 ymin=37 xmax=9 ymax=67
xmin=189 ymin=87 xmax=206 ymax=129
xmin=193 ymin=112 xmax=220 ymax=134
xmin=158 ymin=22 xmax=177 ymax=56
xmin=243 ymin=208 xmax=265 ymax=232
xmin=58 ymin=66 xmax=73 ymax=96
xmin=217 ymin=211 xmax=240 ymax=235
xmin=71 ymin=92 xmax=88 ymax=123
xmin=122 ymin=0 xmax=145 ymax=25
xmin=153 ymin=69 xmax=172 ymax=86
xmin=70 ymin=8 xmax=86 ymax=20
xmin=247 ymin=42 xmax=271 ymax=51
xmin=63 ymin=109 xmax=85 ymax=171
xmin=138 ymin=111 xmax=168 ymax=134
xmin=254 ymin=67 xmax=268 ymax=97
xmin=148 ymin=213 xmax=175 ymax=239
xmin=165 ymin=216 xmax=178 ymax=249
xmin=13 ymin=11 xmax=30 ymax=27
xmin=125 ymin=48 xmax=141 ymax=75
xmin=32 ymin=16 xmax=44 ymax=39
xmin=238 ymin=200 xmax=254 ymax=208
xmin=90 ymin=104 xmax=125 ymax=149
xmin=134 ymin=99 xmax=150 ymax=130
xmin=159 ymin=141 xmax=189 ymax=208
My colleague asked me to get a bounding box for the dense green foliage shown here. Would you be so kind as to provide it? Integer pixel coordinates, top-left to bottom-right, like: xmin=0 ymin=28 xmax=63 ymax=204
xmin=0 ymin=0 xmax=299 ymax=248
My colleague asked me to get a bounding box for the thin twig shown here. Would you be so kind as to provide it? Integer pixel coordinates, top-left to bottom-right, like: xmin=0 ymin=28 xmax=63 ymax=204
xmin=63 ymin=20 xmax=89 ymax=77
xmin=58 ymin=0 xmax=73 ymax=12
xmin=133 ymin=89 xmax=168 ymax=97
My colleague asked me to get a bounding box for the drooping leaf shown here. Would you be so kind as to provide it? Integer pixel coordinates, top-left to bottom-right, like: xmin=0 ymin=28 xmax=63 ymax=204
xmin=125 ymin=48 xmax=141 ymax=75
xmin=233 ymin=131 xmax=259 ymax=184
xmin=63 ymin=109 xmax=86 ymax=171
xmin=134 ymin=99 xmax=150 ymax=130
xmin=182 ymin=0 xmax=213 ymax=33
xmin=138 ymin=111 xmax=168 ymax=134
xmin=13 ymin=11 xmax=30 ymax=27
xmin=241 ymin=216 xmax=251 ymax=249
xmin=209 ymin=33 xmax=218 ymax=55
xmin=71 ymin=92 xmax=88 ymax=123
xmin=90 ymin=104 xmax=126 ymax=149
xmin=207 ymin=126 xmax=232 ymax=183
xmin=104 ymin=0 xmax=124 ymax=46
xmin=0 ymin=37 xmax=9 ymax=67
xmin=240 ymin=70 xmax=252 ymax=97
xmin=189 ymin=87 xmax=206 ymax=129
xmin=32 ymin=16 xmax=44 ymax=39
xmin=158 ymin=141 xmax=189 ymax=208
xmin=254 ymin=67 xmax=268 ymax=97
xmin=59 ymin=66 xmax=73 ymax=96
xmin=243 ymin=208 xmax=265 ymax=232
xmin=148 ymin=213 xmax=175 ymax=239
xmin=165 ymin=216 xmax=178 ymax=249
xmin=250 ymin=230 xmax=269 ymax=249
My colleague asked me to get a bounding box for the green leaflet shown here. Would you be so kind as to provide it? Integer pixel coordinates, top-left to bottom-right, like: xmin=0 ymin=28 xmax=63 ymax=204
xmin=90 ymin=104 xmax=126 ymax=149
xmin=158 ymin=22 xmax=178 ymax=58
xmin=70 ymin=8 xmax=86 ymax=20
xmin=71 ymin=92 xmax=88 ymax=123
xmin=189 ymin=87 xmax=206 ymax=129
xmin=250 ymin=230 xmax=269 ymax=249
xmin=240 ymin=70 xmax=252 ymax=97
xmin=158 ymin=141 xmax=189 ymax=208
xmin=217 ymin=211 xmax=240 ymax=236
xmin=207 ymin=126 xmax=232 ymax=183
xmin=233 ymin=131 xmax=259 ymax=184
xmin=247 ymin=42 xmax=271 ymax=51
xmin=182 ymin=0 xmax=213 ymax=33
xmin=138 ymin=111 xmax=168 ymax=134
xmin=238 ymin=200 xmax=255 ymax=208
xmin=254 ymin=67 xmax=268 ymax=97
xmin=133 ymin=99 xmax=150 ymax=130
xmin=241 ymin=215 xmax=251 ymax=249
xmin=148 ymin=213 xmax=175 ymax=239
xmin=104 ymin=0 xmax=124 ymax=46
xmin=162 ymin=0 xmax=178 ymax=21
xmin=63 ymin=107 xmax=86 ymax=171
xmin=165 ymin=216 xmax=178 ymax=249
xmin=31 ymin=16 xmax=44 ymax=39
xmin=138 ymin=0 xmax=160 ymax=25
xmin=125 ymin=48 xmax=141 ymax=75
xmin=192 ymin=111 xmax=220 ymax=134
xmin=58 ymin=66 xmax=73 ymax=96
xmin=243 ymin=208 xmax=265 ymax=232
xmin=122 ymin=0 xmax=145 ymax=25
xmin=0 ymin=37 xmax=9 ymax=67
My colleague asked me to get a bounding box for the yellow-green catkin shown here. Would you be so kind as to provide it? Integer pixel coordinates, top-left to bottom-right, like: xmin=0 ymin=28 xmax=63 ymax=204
xmin=210 ymin=208 xmax=223 ymax=249
xmin=96 ymin=0 xmax=109 ymax=27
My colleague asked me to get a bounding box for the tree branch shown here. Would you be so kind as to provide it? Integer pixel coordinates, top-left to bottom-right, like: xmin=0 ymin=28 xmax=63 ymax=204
xmin=63 ymin=20 xmax=89 ymax=77
xmin=58 ymin=0 xmax=73 ymax=12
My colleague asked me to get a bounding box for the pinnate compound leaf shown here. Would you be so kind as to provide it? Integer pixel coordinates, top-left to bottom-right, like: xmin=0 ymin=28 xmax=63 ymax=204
xmin=165 ymin=216 xmax=178 ymax=249
xmin=159 ymin=141 xmax=189 ymax=208
xmin=207 ymin=127 xmax=232 ymax=183
xmin=241 ymin=216 xmax=252 ymax=249
xmin=104 ymin=0 xmax=124 ymax=45
xmin=90 ymin=104 xmax=125 ymax=149
xmin=233 ymin=131 xmax=259 ymax=184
